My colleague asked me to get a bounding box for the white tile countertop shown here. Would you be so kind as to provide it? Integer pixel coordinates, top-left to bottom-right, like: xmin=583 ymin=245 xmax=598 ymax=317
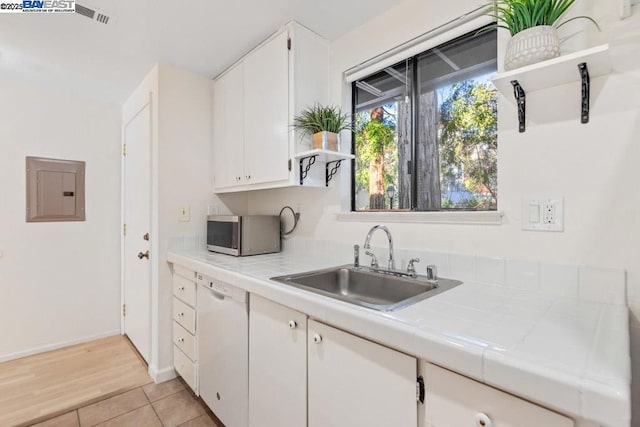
xmin=167 ymin=240 xmax=631 ymax=427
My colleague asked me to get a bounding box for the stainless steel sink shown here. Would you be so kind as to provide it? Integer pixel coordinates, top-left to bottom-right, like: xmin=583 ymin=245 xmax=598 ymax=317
xmin=271 ymin=265 xmax=462 ymax=311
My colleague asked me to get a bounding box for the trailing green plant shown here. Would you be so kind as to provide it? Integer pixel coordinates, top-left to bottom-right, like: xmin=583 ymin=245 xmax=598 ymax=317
xmin=292 ymin=104 xmax=353 ymax=137
xmin=483 ymin=0 xmax=600 ymax=36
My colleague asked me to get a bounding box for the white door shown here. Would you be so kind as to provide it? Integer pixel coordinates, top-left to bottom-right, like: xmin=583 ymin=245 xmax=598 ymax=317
xmin=308 ymin=320 xmax=417 ymax=427
xmin=249 ymin=295 xmax=307 ymax=427
xmin=243 ymin=30 xmax=290 ymax=185
xmin=123 ymin=101 xmax=152 ymax=363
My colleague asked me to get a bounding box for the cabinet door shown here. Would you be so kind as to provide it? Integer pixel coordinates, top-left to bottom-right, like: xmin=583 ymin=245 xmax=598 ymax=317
xmin=243 ymin=30 xmax=290 ymax=185
xmin=213 ymin=62 xmax=244 ymax=189
xmin=249 ymin=295 xmax=307 ymax=427
xmin=423 ymin=362 xmax=574 ymax=427
xmin=308 ymin=320 xmax=417 ymax=427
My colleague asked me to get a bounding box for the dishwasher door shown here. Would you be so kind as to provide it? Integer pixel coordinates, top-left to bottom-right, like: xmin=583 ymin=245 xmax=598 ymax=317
xmin=197 ymin=279 xmax=248 ymax=427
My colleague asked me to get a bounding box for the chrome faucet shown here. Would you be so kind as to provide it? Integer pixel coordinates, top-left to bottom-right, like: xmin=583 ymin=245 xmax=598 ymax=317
xmin=363 ymin=225 xmax=395 ymax=270
xmin=353 ymin=244 xmax=360 ymax=268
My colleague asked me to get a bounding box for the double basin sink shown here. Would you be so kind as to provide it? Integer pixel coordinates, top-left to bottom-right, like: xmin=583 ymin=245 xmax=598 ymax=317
xmin=271 ymin=265 xmax=462 ymax=312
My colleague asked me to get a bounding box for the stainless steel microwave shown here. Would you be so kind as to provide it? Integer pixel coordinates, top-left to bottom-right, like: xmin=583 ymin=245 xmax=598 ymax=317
xmin=207 ymin=215 xmax=281 ymax=256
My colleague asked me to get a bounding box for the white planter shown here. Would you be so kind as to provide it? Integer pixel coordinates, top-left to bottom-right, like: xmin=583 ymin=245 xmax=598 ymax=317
xmin=505 ymin=26 xmax=561 ymax=71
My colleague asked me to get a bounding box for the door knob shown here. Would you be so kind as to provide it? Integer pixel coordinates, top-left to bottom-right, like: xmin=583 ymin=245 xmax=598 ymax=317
xmin=137 ymin=250 xmax=149 ymax=259
xmin=313 ymin=333 xmax=322 ymax=344
xmin=288 ymin=320 xmax=297 ymax=329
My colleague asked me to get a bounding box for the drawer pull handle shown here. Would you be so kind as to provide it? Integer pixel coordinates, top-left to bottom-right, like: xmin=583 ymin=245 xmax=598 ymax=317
xmin=313 ymin=333 xmax=322 ymax=344
xmin=475 ymin=413 xmax=492 ymax=427
xmin=288 ymin=320 xmax=297 ymax=329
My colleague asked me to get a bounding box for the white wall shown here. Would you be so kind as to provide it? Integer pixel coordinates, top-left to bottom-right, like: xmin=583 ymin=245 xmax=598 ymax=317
xmin=0 ymin=77 xmax=122 ymax=361
xmin=122 ymin=63 xmax=225 ymax=380
xmin=156 ymin=64 xmax=218 ymax=378
xmin=247 ymin=0 xmax=640 ymax=422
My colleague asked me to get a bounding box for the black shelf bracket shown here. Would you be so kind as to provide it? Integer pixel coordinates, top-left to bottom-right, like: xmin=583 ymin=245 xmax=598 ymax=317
xmin=325 ymin=160 xmax=343 ymax=187
xmin=511 ymin=80 xmax=526 ymax=133
xmin=578 ymin=62 xmax=590 ymax=124
xmin=298 ymin=155 xmax=317 ymax=185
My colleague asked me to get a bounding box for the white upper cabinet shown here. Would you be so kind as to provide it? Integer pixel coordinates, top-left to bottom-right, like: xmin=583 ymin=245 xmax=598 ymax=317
xmin=212 ymin=21 xmax=329 ymax=193
xmin=243 ymin=31 xmax=290 ymax=185
xmin=212 ymin=62 xmax=244 ymax=189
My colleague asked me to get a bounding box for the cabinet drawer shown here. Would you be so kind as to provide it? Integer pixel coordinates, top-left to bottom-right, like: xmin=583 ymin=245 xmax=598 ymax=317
xmin=173 ymin=298 xmax=196 ymax=334
xmin=173 ymin=274 xmax=196 ymax=307
xmin=174 ymin=345 xmax=197 ymax=393
xmin=173 ymin=321 xmax=196 ymax=361
xmin=174 ymin=265 xmax=195 ymax=281
xmin=423 ymin=362 xmax=574 ymax=427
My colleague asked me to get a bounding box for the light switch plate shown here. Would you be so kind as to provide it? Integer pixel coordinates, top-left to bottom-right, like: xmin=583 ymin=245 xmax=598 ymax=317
xmin=178 ymin=205 xmax=190 ymax=222
xmin=522 ymin=196 xmax=563 ymax=232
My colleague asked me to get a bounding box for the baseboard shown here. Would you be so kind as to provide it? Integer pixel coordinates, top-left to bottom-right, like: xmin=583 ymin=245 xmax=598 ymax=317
xmin=148 ymin=364 xmax=177 ymax=383
xmin=0 ymin=329 xmax=121 ymax=363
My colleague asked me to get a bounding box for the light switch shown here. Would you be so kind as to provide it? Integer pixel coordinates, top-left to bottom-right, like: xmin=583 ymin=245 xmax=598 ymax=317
xmin=528 ymin=204 xmax=540 ymax=223
xmin=178 ymin=205 xmax=190 ymax=222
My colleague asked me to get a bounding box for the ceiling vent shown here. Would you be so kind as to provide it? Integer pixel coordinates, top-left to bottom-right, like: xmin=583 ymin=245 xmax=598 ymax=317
xmin=75 ymin=3 xmax=111 ymax=25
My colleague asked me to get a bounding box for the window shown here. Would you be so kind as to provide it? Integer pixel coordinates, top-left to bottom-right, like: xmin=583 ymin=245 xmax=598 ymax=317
xmin=352 ymin=28 xmax=497 ymax=212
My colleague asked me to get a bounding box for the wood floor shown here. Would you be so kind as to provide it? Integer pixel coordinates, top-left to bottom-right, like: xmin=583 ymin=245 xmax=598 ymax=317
xmin=0 ymin=335 xmax=153 ymax=426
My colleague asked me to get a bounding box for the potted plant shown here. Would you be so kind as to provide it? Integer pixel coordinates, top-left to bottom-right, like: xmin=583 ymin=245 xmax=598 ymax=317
xmin=292 ymin=104 xmax=353 ymax=151
xmin=484 ymin=0 xmax=600 ymax=70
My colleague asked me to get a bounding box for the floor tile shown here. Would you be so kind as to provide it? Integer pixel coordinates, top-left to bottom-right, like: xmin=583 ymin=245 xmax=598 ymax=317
xmin=94 ymin=405 xmax=162 ymax=427
xmin=152 ymin=390 xmax=205 ymax=427
xmin=78 ymin=388 xmax=149 ymax=426
xmin=142 ymin=378 xmax=186 ymax=402
xmin=178 ymin=414 xmax=220 ymax=427
xmin=31 ymin=411 xmax=79 ymax=427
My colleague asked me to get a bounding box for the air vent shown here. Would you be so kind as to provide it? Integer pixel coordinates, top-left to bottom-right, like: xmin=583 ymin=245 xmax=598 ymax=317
xmin=75 ymin=3 xmax=111 ymax=25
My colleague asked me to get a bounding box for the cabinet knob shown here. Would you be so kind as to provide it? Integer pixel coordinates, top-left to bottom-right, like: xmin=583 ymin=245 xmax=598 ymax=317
xmin=179 ymin=286 xmax=185 ymax=291
xmin=178 ymin=312 xmax=184 ymax=317
xmin=313 ymin=333 xmax=322 ymax=344
xmin=178 ymin=338 xmax=184 ymax=343
xmin=475 ymin=412 xmax=492 ymax=427
xmin=288 ymin=320 xmax=297 ymax=329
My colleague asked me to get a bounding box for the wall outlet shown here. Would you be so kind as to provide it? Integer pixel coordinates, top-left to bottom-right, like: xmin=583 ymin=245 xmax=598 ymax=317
xmin=522 ymin=196 xmax=563 ymax=232
xmin=178 ymin=205 xmax=190 ymax=222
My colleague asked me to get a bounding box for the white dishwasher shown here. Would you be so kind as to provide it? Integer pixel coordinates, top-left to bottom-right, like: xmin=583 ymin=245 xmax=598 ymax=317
xmin=197 ymin=274 xmax=248 ymax=427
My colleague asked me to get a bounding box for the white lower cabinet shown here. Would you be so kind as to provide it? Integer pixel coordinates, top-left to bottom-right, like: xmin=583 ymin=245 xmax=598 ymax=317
xmin=171 ymin=267 xmax=198 ymax=394
xmin=308 ymin=319 xmax=418 ymax=427
xmin=422 ymin=362 xmax=574 ymax=427
xmin=249 ymin=295 xmax=307 ymax=427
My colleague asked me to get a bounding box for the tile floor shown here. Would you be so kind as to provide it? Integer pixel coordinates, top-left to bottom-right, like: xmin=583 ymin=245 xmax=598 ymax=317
xmin=30 ymin=379 xmax=222 ymax=427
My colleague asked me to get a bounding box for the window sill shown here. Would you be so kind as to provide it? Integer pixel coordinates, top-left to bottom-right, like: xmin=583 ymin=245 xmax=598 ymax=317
xmin=335 ymin=210 xmax=504 ymax=225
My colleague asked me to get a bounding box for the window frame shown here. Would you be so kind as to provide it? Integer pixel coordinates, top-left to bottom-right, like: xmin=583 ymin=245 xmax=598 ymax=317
xmin=350 ymin=25 xmax=498 ymax=214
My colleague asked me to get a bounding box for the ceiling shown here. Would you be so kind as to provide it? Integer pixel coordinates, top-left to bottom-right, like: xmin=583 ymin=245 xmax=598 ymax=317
xmin=0 ymin=0 xmax=400 ymax=104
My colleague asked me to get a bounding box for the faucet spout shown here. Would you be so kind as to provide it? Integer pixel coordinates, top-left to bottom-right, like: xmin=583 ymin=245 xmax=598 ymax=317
xmin=363 ymin=224 xmax=395 ymax=270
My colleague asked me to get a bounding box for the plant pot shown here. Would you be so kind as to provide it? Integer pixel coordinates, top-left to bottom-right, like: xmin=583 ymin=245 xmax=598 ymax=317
xmin=312 ymin=131 xmax=340 ymax=151
xmin=504 ymin=25 xmax=561 ymax=71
